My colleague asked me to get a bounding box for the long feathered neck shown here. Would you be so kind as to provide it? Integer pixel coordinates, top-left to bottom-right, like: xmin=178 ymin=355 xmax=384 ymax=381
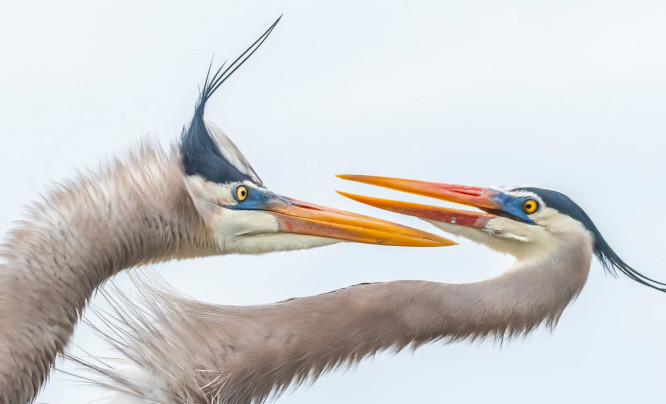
xmin=82 ymin=234 xmax=592 ymax=403
xmin=0 ymin=145 xmax=212 ymax=404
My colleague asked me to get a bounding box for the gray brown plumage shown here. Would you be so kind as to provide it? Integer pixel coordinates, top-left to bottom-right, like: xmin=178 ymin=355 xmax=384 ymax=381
xmin=69 ymin=201 xmax=593 ymax=403
xmin=70 ymin=175 xmax=660 ymax=403
xmin=0 ymin=145 xmax=213 ymax=403
xmin=0 ymin=19 xmax=452 ymax=403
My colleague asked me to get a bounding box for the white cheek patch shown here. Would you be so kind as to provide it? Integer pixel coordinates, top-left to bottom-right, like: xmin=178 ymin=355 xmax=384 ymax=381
xmin=210 ymin=209 xmax=341 ymax=254
xmin=211 ymin=210 xmax=280 ymax=250
xmin=185 ymin=175 xmax=237 ymax=207
xmin=183 ymin=175 xmax=343 ymax=254
xmin=425 ymin=220 xmax=500 ymax=249
xmin=226 ymin=233 xmax=339 ymax=255
xmin=527 ymin=207 xmax=560 ymax=227
xmin=484 ymin=218 xmax=531 ymax=243
xmin=424 ymin=218 xmax=535 ymax=258
xmin=483 ymin=229 xmax=530 ymax=243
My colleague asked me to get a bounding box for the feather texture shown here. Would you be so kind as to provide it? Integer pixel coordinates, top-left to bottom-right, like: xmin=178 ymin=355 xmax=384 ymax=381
xmin=71 ymin=226 xmax=592 ymax=404
xmin=0 ymin=143 xmax=216 ymax=403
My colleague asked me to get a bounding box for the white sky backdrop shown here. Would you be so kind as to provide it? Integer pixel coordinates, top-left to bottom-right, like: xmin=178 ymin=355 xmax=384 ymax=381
xmin=0 ymin=1 xmax=664 ymax=402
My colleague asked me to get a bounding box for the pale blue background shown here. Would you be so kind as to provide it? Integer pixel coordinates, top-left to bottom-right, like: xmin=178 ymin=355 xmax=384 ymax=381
xmin=0 ymin=1 xmax=664 ymax=403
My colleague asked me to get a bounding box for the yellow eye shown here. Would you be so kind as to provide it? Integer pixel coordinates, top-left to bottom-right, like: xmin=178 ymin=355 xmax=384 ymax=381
xmin=522 ymin=198 xmax=539 ymax=214
xmin=236 ymin=185 xmax=248 ymax=202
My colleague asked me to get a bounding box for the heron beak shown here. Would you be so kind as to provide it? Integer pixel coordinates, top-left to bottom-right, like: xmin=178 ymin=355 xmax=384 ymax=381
xmin=336 ymin=175 xmax=501 ymax=229
xmin=265 ymin=196 xmax=455 ymax=247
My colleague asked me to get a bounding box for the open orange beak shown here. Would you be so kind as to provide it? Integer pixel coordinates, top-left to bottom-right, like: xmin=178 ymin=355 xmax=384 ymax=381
xmin=336 ymin=175 xmax=503 ymax=229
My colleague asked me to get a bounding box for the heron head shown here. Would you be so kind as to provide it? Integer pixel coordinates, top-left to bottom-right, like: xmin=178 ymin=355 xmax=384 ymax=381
xmin=338 ymin=175 xmax=666 ymax=292
xmin=181 ymin=126 xmax=451 ymax=254
xmin=178 ymin=20 xmax=451 ymax=254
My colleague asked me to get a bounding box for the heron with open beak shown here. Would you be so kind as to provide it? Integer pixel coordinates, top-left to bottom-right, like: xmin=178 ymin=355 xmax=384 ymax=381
xmin=339 ymin=174 xmax=665 ymax=291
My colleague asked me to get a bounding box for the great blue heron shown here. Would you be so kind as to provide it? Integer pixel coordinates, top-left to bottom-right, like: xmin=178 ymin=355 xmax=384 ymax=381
xmin=339 ymin=175 xmax=666 ymax=292
xmin=69 ymin=174 xmax=664 ymax=403
xmin=0 ymin=19 xmax=452 ymax=404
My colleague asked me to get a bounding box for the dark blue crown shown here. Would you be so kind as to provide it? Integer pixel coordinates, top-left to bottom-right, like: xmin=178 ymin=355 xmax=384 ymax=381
xmin=180 ymin=17 xmax=281 ymax=185
xmin=517 ymin=187 xmax=665 ymax=292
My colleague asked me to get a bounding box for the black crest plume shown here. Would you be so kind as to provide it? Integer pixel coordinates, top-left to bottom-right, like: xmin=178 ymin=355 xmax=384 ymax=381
xmin=518 ymin=187 xmax=666 ymax=292
xmin=180 ymin=16 xmax=281 ymax=185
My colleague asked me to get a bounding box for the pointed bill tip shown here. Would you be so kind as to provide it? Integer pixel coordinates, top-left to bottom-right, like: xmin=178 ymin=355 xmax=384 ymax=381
xmin=337 ymin=174 xmax=374 ymax=182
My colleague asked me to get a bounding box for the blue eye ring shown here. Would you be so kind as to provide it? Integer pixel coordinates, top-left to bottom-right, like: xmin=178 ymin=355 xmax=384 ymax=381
xmin=235 ymin=185 xmax=249 ymax=202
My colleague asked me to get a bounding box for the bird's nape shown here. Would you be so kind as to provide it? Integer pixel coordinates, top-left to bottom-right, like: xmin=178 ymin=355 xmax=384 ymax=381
xmin=338 ymin=174 xmax=666 ymax=292
xmin=515 ymin=186 xmax=666 ymax=292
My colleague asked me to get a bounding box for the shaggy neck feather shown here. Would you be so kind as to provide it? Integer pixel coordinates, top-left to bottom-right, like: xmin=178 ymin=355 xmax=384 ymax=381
xmin=90 ymin=233 xmax=592 ymax=403
xmin=0 ymin=146 xmax=210 ymax=404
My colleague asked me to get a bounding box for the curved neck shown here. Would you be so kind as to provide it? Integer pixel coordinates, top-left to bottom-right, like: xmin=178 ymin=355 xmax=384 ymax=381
xmin=93 ymin=242 xmax=591 ymax=403
xmin=0 ymin=147 xmax=209 ymax=404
